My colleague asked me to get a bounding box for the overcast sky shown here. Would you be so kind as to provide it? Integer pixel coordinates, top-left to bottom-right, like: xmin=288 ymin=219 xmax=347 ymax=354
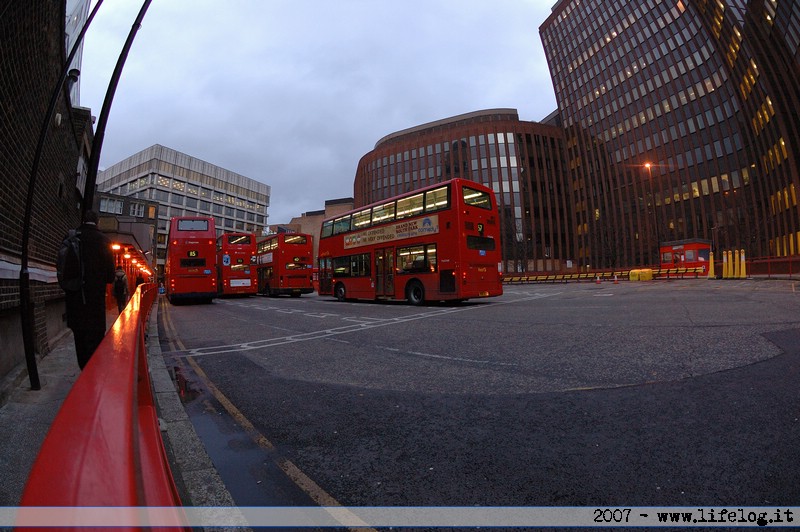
xmin=80 ymin=0 xmax=558 ymax=225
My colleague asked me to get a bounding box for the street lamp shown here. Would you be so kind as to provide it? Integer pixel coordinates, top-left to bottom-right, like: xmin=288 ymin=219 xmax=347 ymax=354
xmin=644 ymin=162 xmax=660 ymax=266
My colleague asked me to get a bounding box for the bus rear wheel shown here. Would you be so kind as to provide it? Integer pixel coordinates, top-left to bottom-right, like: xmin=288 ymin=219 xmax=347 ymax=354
xmin=334 ymin=283 xmax=347 ymax=302
xmin=406 ymin=281 xmax=424 ymax=306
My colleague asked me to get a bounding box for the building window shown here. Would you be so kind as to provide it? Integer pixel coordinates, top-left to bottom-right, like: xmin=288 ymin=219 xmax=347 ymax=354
xmin=100 ymin=197 xmax=124 ymax=214
xmin=129 ymin=203 xmax=145 ymax=217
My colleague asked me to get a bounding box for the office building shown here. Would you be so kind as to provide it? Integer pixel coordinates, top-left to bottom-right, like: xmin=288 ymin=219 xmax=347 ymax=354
xmin=97 ymin=145 xmax=271 ymax=279
xmin=540 ymin=0 xmax=800 ymax=268
xmin=354 ymin=109 xmax=572 ymax=272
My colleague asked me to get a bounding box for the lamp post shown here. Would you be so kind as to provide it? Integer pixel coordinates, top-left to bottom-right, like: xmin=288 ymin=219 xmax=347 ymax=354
xmin=645 ymin=162 xmax=660 ymax=267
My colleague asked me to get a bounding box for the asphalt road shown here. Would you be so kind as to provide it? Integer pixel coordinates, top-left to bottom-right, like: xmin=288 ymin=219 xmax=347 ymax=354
xmin=158 ymin=279 xmax=800 ymax=509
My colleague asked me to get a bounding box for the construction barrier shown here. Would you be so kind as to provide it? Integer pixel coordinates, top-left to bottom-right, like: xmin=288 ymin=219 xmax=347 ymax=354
xmin=629 ymin=269 xmax=653 ymax=281
xmin=503 ymin=267 xmax=708 ymax=284
xmin=19 ymin=284 xmax=189 ymax=530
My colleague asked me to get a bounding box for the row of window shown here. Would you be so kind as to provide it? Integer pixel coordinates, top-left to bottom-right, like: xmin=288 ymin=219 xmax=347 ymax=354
xmin=332 ymin=244 xmax=439 ymax=278
xmin=98 ymin=197 xmax=157 ymax=219
xmin=114 ymin=177 xmax=266 ymax=215
xmin=155 ymin=160 xmax=269 ymax=205
xmin=368 ymin=161 xmax=521 ymax=197
xmin=101 ymin=162 xmax=268 ymax=209
xmin=324 ymin=184 xmax=493 ymax=239
xmin=322 ymin=185 xmax=451 ymax=238
xmin=369 ymin=133 xmax=517 ymax=172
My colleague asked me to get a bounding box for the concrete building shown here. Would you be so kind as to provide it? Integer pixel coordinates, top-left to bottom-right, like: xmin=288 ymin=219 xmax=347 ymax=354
xmin=96 ymin=145 xmax=271 ymax=279
xmin=540 ymin=0 xmax=800 ymax=268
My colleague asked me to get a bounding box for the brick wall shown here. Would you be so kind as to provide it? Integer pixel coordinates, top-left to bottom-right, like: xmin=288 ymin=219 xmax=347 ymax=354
xmin=0 ymin=2 xmax=88 ymax=378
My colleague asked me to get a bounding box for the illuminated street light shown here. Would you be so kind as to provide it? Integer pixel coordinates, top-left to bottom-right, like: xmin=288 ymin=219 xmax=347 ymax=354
xmin=644 ymin=162 xmax=660 ymax=266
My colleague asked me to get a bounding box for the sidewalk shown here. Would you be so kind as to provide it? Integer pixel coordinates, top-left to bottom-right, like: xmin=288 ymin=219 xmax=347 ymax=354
xmin=0 ymin=317 xmax=83 ymax=507
xmin=0 ymin=300 xmax=237 ymax=519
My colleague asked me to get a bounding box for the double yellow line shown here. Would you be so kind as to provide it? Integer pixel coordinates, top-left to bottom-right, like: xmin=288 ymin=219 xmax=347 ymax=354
xmin=158 ymin=297 xmax=373 ymax=530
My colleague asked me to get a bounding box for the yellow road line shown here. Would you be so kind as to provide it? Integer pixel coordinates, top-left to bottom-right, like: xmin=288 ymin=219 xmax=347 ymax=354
xmin=159 ymin=297 xmax=374 ymax=531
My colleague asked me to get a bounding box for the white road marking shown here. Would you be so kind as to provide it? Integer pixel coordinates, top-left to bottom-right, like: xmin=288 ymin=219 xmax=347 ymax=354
xmin=176 ymin=292 xmax=559 ymax=359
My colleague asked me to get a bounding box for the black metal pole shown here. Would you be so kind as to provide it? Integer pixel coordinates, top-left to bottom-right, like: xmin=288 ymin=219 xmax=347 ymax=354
xmin=82 ymin=0 xmax=153 ymax=215
xmin=19 ymin=0 xmax=104 ymax=390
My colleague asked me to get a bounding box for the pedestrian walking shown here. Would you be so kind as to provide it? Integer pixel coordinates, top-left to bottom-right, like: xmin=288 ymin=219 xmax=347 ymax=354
xmin=113 ymin=267 xmax=129 ymax=313
xmin=63 ymin=210 xmax=115 ymax=370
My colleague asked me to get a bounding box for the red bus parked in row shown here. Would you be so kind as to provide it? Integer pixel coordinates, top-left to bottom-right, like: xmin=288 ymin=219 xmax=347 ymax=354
xmin=164 ymin=216 xmax=217 ymax=304
xmin=318 ymin=178 xmax=503 ymax=305
xmin=255 ymin=233 xmax=315 ymax=297
xmin=217 ymin=232 xmax=257 ymax=296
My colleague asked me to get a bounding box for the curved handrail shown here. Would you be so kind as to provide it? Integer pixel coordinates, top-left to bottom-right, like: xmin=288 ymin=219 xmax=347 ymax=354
xmin=18 ymin=284 xmax=189 ymax=530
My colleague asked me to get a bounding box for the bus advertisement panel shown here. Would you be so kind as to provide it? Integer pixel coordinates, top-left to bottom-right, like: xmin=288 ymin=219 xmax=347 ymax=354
xmin=217 ymin=232 xmax=257 ymax=296
xmin=165 ymin=216 xmax=217 ymax=303
xmin=318 ymin=178 xmax=503 ymax=305
xmin=255 ymin=233 xmax=315 ymax=297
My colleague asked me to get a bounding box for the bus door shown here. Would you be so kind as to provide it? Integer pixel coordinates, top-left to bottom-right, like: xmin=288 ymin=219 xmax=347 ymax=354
xmin=318 ymin=257 xmax=332 ymax=295
xmin=375 ymin=248 xmax=394 ymax=297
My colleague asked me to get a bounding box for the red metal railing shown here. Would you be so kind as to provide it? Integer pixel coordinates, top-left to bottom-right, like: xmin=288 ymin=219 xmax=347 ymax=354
xmin=18 ymin=284 xmax=189 ymax=530
xmin=747 ymin=255 xmax=799 ymax=278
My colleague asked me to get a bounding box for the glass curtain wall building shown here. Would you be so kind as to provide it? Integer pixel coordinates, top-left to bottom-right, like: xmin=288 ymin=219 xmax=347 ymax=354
xmin=97 ymin=144 xmax=270 ymax=279
xmin=540 ymin=0 xmax=800 ymax=268
xmin=354 ymin=109 xmax=573 ymax=273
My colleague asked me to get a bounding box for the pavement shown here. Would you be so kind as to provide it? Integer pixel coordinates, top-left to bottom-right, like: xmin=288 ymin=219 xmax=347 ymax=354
xmin=0 ymin=299 xmax=242 ymax=529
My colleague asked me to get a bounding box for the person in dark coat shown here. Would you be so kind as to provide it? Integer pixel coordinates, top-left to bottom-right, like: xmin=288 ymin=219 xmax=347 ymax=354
xmin=64 ymin=210 xmax=115 ymax=369
xmin=113 ymin=267 xmax=129 ymax=313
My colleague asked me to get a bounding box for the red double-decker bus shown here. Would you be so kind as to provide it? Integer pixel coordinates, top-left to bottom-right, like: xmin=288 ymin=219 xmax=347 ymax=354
xmin=217 ymin=232 xmax=257 ymax=296
xmin=318 ymin=178 xmax=503 ymax=305
xmin=255 ymin=233 xmax=315 ymax=297
xmin=164 ymin=216 xmax=217 ymax=304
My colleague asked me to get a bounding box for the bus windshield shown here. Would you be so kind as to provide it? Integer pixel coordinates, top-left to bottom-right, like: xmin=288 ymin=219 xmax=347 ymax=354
xmin=462 ymin=186 xmax=493 ymax=210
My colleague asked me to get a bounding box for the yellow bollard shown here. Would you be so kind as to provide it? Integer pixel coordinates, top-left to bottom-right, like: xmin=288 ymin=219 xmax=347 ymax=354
xmin=728 ymin=250 xmax=734 ymax=279
xmin=722 ymin=250 xmax=729 ymax=279
xmin=733 ymin=248 xmax=740 ymax=279
xmin=729 ymin=250 xmax=735 ymax=279
xmin=707 ymin=251 xmax=715 ymax=279
xmin=739 ymin=249 xmax=747 ymax=279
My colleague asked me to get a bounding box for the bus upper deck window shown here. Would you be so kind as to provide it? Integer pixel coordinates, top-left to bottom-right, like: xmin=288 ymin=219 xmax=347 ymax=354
xmin=425 ymin=187 xmax=449 ymax=212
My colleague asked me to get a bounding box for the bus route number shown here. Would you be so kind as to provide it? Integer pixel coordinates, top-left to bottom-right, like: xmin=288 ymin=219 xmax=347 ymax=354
xmin=187 ymin=250 xmax=198 ymax=258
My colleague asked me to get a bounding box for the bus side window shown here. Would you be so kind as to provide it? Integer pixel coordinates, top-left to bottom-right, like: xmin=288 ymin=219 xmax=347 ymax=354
xmin=425 ymin=186 xmax=449 ymax=212
xmin=321 ymin=220 xmax=334 ymax=238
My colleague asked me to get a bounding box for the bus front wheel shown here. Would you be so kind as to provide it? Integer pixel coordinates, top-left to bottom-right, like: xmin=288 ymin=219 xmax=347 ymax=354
xmin=406 ymin=281 xmax=424 ymax=306
xmin=334 ymin=283 xmax=347 ymax=302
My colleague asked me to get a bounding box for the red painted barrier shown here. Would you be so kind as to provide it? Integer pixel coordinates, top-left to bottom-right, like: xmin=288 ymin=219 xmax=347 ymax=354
xmin=18 ymin=284 xmax=190 ymax=530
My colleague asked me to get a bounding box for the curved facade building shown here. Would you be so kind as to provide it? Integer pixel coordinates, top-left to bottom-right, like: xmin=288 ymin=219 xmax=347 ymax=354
xmin=354 ymin=109 xmax=573 ymax=272
xmin=540 ymin=0 xmax=800 ymax=268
